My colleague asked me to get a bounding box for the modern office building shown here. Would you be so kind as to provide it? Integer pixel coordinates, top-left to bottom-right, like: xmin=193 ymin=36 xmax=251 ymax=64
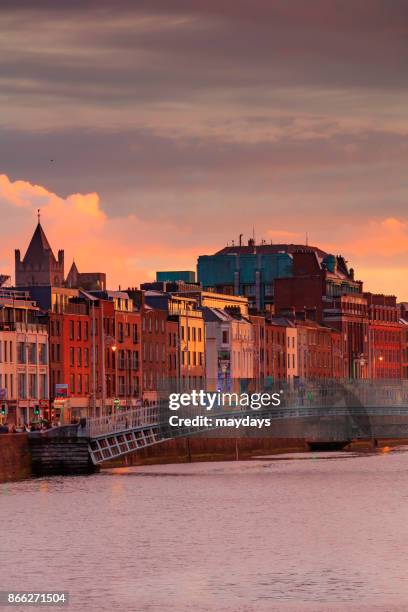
xmin=197 ymin=239 xmax=328 ymax=311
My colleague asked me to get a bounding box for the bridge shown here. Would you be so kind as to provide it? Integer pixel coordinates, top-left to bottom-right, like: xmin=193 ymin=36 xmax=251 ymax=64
xmin=82 ymin=382 xmax=408 ymax=464
xmin=28 ymin=382 xmax=408 ymax=474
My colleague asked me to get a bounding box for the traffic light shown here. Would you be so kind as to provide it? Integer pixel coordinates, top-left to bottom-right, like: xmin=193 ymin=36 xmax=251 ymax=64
xmin=0 ymin=404 xmax=6 ymax=416
xmin=33 ymin=406 xmax=40 ymax=416
xmin=113 ymin=398 xmax=120 ymax=409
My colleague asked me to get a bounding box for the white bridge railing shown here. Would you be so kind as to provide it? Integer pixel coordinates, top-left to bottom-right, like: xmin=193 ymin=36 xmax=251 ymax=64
xmin=86 ymin=406 xmax=159 ymax=438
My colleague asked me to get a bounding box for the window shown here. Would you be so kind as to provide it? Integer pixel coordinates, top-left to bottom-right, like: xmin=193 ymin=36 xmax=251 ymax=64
xmin=77 ymin=348 xmax=82 ymax=367
xmin=18 ymin=374 xmax=26 ymax=399
xmin=40 ymin=374 xmax=47 ymax=399
xmin=39 ymin=343 xmax=47 ymax=365
xmin=84 ymin=321 xmax=89 ymax=340
xmin=28 ymin=343 xmax=36 ymax=364
xmin=29 ymin=374 xmax=37 ymax=399
xmin=84 ymin=375 xmax=89 ymax=394
xmin=70 ymin=347 xmax=75 ymax=367
xmin=77 ymin=374 xmax=82 ymax=394
xmin=70 ymin=373 xmax=75 ymax=394
xmin=84 ymin=348 xmax=89 ymax=367
xmin=133 ymin=324 xmax=138 ymax=343
xmin=77 ymin=321 xmax=82 ymax=340
xmin=222 ymin=330 xmax=229 ymax=344
xmin=69 ymin=320 xmax=74 ymax=340
xmin=17 ymin=342 xmax=25 ymax=364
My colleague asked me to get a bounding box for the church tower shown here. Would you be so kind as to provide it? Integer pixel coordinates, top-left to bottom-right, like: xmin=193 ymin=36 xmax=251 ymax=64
xmin=15 ymin=212 xmax=64 ymax=287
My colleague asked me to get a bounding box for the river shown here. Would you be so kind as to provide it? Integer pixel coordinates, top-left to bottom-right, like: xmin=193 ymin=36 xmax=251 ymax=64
xmin=2 ymin=448 xmax=408 ymax=611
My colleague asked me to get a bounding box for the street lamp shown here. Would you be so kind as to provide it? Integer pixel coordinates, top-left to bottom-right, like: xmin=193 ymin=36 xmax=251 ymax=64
xmin=105 ymin=336 xmax=118 ymax=404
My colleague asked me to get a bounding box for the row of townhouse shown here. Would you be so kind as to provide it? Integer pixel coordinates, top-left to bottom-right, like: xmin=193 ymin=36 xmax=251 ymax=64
xmin=0 ymin=289 xmax=49 ymax=424
xmin=4 ymin=280 xmax=407 ymax=425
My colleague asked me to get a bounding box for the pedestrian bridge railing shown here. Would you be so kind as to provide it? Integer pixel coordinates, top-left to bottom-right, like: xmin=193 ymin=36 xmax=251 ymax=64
xmin=86 ymin=406 xmax=158 ymax=438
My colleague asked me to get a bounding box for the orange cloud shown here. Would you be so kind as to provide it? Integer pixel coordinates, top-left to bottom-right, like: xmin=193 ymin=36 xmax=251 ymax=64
xmin=0 ymin=174 xmax=202 ymax=288
xmin=342 ymin=217 xmax=408 ymax=257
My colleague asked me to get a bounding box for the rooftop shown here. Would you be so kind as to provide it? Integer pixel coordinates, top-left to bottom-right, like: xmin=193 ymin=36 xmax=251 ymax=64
xmin=215 ymin=242 xmax=328 ymax=258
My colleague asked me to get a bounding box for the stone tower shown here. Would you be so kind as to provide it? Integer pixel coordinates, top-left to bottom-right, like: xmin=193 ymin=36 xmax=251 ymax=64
xmin=15 ymin=216 xmax=64 ymax=287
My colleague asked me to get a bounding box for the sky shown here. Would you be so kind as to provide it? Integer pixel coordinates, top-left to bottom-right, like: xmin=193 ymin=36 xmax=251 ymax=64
xmin=1 ymin=0 xmax=408 ymax=298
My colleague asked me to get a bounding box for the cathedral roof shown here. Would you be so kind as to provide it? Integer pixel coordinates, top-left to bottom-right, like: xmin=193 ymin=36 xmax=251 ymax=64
xmin=23 ymin=222 xmax=56 ymax=263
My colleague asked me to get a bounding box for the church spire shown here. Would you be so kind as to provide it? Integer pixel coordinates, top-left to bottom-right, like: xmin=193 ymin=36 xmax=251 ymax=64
xmin=15 ymin=217 xmax=65 ymax=287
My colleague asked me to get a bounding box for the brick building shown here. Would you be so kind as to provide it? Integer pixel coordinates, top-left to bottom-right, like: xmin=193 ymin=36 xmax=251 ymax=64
xmin=264 ymin=319 xmax=288 ymax=382
xmin=400 ymin=303 xmax=408 ymax=379
xmin=128 ymin=289 xmax=179 ymax=401
xmin=143 ymin=292 xmax=205 ymax=390
xmin=296 ymin=319 xmax=342 ymax=380
xmin=365 ymin=293 xmax=402 ymax=379
xmin=274 ymin=250 xmax=368 ymax=378
xmin=49 ymin=298 xmax=92 ymax=419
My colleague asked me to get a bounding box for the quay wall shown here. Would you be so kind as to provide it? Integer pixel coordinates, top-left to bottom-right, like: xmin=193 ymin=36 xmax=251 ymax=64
xmin=104 ymin=436 xmax=311 ymax=468
xmin=0 ymin=434 xmax=32 ymax=483
xmin=2 ymin=432 xmax=408 ymax=482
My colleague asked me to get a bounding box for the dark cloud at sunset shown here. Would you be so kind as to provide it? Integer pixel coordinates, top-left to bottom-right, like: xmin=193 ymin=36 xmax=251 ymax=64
xmin=1 ymin=0 xmax=408 ymax=296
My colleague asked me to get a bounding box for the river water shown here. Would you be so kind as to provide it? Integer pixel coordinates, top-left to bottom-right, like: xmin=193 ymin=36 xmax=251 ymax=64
xmin=2 ymin=448 xmax=408 ymax=611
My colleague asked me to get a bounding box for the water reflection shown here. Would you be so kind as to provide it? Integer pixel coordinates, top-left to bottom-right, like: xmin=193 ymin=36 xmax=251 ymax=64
xmin=2 ymin=448 xmax=408 ymax=611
